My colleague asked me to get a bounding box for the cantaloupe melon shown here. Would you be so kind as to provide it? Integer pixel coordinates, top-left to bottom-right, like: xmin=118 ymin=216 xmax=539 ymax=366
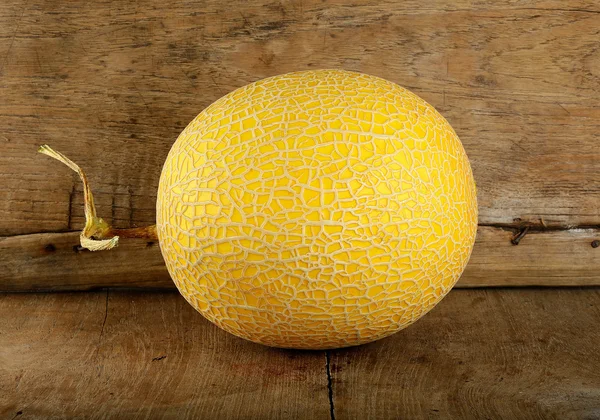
xmin=42 ymin=69 xmax=477 ymax=350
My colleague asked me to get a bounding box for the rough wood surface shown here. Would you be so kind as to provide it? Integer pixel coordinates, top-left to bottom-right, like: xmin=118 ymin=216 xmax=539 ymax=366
xmin=1 ymin=1 xmax=600 ymax=289
xmin=462 ymin=226 xmax=600 ymax=287
xmin=0 ymin=231 xmax=170 ymax=291
xmin=0 ymin=291 xmax=330 ymax=419
xmin=1 ymin=226 xmax=598 ymax=291
xmin=328 ymin=288 xmax=600 ymax=420
xmin=1 ymin=0 xmax=599 ymax=238
xmin=1 ymin=288 xmax=599 ymax=419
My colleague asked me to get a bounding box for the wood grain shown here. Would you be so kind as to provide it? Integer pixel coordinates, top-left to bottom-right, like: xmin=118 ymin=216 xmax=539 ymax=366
xmin=0 ymin=291 xmax=330 ymax=419
xmin=328 ymin=288 xmax=600 ymax=420
xmin=1 ymin=288 xmax=599 ymax=418
xmin=462 ymin=226 xmax=600 ymax=287
xmin=0 ymin=231 xmax=170 ymax=291
xmin=1 ymin=226 xmax=598 ymax=291
xmin=1 ymin=0 xmax=599 ymax=238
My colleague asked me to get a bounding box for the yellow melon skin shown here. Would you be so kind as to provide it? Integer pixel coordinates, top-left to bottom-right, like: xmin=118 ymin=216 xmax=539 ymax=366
xmin=156 ymin=69 xmax=477 ymax=350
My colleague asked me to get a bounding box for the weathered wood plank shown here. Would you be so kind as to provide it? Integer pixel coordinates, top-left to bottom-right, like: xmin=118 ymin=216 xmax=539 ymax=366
xmin=1 ymin=289 xmax=599 ymax=418
xmin=0 ymin=231 xmax=170 ymax=291
xmin=462 ymin=226 xmax=600 ymax=287
xmin=1 ymin=0 xmax=599 ymax=237
xmin=0 ymin=291 xmax=330 ymax=419
xmin=329 ymin=288 xmax=600 ymax=420
xmin=1 ymin=227 xmax=598 ymax=291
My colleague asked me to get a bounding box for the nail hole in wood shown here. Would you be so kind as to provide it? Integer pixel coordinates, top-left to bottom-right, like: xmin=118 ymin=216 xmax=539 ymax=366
xmin=511 ymin=227 xmax=530 ymax=245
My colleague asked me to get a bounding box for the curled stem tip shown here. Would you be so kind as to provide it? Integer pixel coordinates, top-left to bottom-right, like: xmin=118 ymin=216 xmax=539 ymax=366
xmin=39 ymin=144 xmax=157 ymax=251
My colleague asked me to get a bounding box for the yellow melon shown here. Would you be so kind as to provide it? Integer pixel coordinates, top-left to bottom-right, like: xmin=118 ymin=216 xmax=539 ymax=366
xmin=156 ymin=69 xmax=478 ymax=349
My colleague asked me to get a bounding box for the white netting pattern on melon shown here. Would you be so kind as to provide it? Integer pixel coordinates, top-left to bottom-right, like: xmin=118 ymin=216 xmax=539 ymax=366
xmin=157 ymin=70 xmax=477 ymax=349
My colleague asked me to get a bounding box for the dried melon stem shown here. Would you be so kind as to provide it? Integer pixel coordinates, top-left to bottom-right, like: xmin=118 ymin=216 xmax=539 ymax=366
xmin=39 ymin=145 xmax=157 ymax=251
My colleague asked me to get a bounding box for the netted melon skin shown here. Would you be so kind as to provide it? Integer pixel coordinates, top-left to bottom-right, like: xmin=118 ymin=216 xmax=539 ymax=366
xmin=157 ymin=69 xmax=477 ymax=349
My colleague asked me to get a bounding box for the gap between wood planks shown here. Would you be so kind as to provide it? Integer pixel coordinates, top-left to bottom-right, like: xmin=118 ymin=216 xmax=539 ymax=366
xmin=2 ymin=219 xmax=599 ymax=240
xmin=1 ymin=220 xmax=598 ymax=249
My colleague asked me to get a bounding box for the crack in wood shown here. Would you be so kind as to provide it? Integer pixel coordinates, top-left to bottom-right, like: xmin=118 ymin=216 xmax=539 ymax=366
xmin=94 ymin=290 xmax=110 ymax=369
xmin=128 ymin=187 xmax=135 ymax=228
xmin=325 ymin=350 xmax=335 ymax=420
xmin=478 ymin=222 xmax=600 ymax=232
xmin=111 ymin=196 xmax=116 ymax=226
xmin=67 ymin=184 xmax=76 ymax=230
xmin=511 ymin=226 xmax=530 ymax=245
xmin=516 ymin=7 xmax=600 ymax=15
xmin=10 ymin=410 xmax=23 ymax=420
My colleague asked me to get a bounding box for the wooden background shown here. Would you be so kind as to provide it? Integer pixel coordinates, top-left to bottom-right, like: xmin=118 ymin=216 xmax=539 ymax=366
xmin=1 ymin=1 xmax=600 ymax=418
xmin=2 ymin=288 xmax=599 ymax=419
xmin=0 ymin=0 xmax=599 ymax=290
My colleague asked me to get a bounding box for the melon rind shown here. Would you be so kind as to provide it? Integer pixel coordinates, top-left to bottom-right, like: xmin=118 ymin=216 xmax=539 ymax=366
xmin=157 ymin=69 xmax=478 ymax=349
